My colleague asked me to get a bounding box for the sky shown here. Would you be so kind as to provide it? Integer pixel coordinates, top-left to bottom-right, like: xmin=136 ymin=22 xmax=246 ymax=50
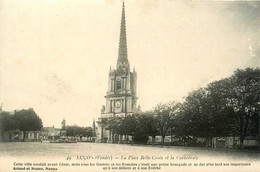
xmin=0 ymin=0 xmax=259 ymax=127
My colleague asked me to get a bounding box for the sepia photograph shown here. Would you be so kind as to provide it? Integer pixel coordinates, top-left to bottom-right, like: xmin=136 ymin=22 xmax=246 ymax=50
xmin=0 ymin=0 xmax=259 ymax=171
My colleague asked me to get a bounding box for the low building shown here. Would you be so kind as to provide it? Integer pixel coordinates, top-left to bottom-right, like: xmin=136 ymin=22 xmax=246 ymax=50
xmin=0 ymin=109 xmax=19 ymax=142
xmin=212 ymin=136 xmax=258 ymax=149
xmin=41 ymin=126 xmax=61 ymax=140
xmin=3 ymin=130 xmax=24 ymax=142
xmin=25 ymin=131 xmax=41 ymax=142
xmin=3 ymin=130 xmax=41 ymax=142
xmin=3 ymin=127 xmax=61 ymax=142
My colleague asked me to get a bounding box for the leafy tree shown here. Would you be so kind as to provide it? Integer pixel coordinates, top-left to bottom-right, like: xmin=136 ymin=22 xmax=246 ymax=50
xmin=107 ymin=117 xmax=122 ymax=142
xmin=222 ymin=68 xmax=260 ymax=148
xmin=13 ymin=109 xmax=43 ymax=141
xmin=179 ymin=88 xmax=214 ymax=145
xmin=0 ymin=112 xmax=15 ymax=133
xmin=206 ymin=79 xmax=235 ymax=137
xmin=85 ymin=127 xmax=93 ymax=137
xmin=154 ymin=102 xmax=180 ymax=147
xmin=120 ymin=115 xmax=138 ymax=143
xmin=173 ymin=104 xmax=196 ymax=145
xmin=120 ymin=115 xmax=138 ymax=136
xmin=136 ymin=112 xmax=159 ymax=145
xmin=66 ymin=125 xmax=92 ymax=139
xmin=173 ymin=103 xmax=200 ymax=144
xmin=177 ymin=80 xmax=239 ymax=147
xmin=174 ymin=68 xmax=259 ymax=148
xmin=0 ymin=112 xmax=14 ymax=141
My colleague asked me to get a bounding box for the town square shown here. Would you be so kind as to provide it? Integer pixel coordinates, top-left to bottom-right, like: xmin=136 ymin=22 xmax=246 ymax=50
xmin=0 ymin=0 xmax=259 ymax=171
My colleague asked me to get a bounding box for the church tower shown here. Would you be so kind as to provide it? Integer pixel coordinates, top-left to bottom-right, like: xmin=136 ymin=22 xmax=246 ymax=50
xmin=97 ymin=2 xmax=137 ymax=142
xmin=105 ymin=2 xmax=137 ymax=117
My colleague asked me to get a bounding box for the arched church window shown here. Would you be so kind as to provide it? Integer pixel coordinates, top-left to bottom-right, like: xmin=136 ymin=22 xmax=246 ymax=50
xmin=116 ymin=79 xmax=121 ymax=90
xmin=110 ymin=79 xmax=114 ymax=91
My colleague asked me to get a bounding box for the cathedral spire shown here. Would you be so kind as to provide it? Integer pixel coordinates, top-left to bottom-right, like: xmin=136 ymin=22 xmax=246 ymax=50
xmin=117 ymin=1 xmax=129 ymax=70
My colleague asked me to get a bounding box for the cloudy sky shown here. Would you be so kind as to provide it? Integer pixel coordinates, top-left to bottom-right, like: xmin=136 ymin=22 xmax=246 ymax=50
xmin=0 ymin=0 xmax=259 ymax=127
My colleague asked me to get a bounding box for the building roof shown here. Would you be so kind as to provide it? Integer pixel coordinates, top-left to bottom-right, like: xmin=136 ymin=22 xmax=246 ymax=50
xmin=117 ymin=2 xmax=130 ymax=71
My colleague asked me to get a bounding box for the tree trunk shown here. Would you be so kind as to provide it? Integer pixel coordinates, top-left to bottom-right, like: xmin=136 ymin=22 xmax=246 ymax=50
xmin=239 ymin=135 xmax=245 ymax=149
xmin=170 ymin=128 xmax=173 ymax=145
xmin=209 ymin=137 xmax=212 ymax=148
xmin=126 ymin=135 xmax=129 ymax=144
xmin=152 ymin=136 xmax=155 ymax=146
xmin=23 ymin=131 xmax=26 ymax=142
xmin=161 ymin=136 xmax=165 ymax=147
xmin=112 ymin=131 xmax=114 ymax=143
xmin=206 ymin=137 xmax=212 ymax=148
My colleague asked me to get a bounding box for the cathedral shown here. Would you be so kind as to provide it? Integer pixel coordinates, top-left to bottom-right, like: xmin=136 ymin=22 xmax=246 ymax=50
xmin=96 ymin=2 xmax=138 ymax=143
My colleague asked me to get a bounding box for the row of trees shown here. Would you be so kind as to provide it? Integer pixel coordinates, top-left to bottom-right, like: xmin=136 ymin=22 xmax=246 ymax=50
xmin=0 ymin=109 xmax=93 ymax=141
xmin=66 ymin=125 xmax=93 ymax=139
xmin=178 ymin=68 xmax=259 ymax=148
xmin=104 ymin=102 xmax=180 ymax=145
xmin=105 ymin=68 xmax=259 ymax=149
xmin=0 ymin=109 xmax=43 ymax=141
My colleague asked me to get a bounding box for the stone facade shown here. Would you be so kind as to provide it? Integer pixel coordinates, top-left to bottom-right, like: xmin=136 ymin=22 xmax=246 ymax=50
xmin=3 ymin=130 xmax=42 ymax=142
xmin=2 ymin=127 xmax=61 ymax=142
xmin=211 ymin=136 xmax=258 ymax=149
xmin=96 ymin=2 xmax=137 ymax=143
xmin=41 ymin=127 xmax=61 ymax=140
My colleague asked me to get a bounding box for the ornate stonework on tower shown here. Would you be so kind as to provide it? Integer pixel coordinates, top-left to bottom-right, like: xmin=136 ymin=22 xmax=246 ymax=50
xmin=96 ymin=2 xmax=138 ymax=143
